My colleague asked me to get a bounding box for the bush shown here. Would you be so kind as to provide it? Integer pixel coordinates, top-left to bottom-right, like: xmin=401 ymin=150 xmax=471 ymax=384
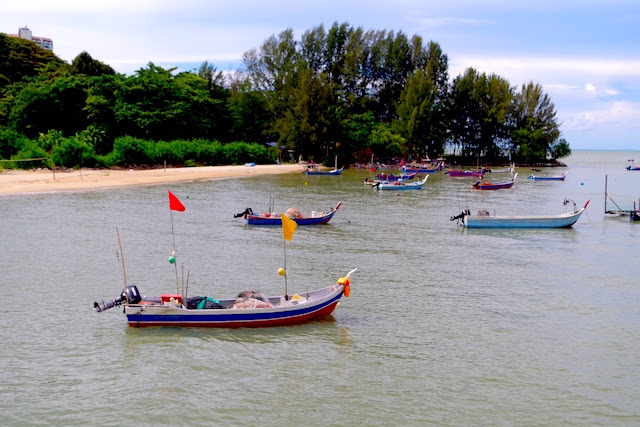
xmin=111 ymin=136 xmax=155 ymax=166
xmin=10 ymin=140 xmax=49 ymax=168
xmin=52 ymin=136 xmax=97 ymax=168
xmin=0 ymin=128 xmax=30 ymax=159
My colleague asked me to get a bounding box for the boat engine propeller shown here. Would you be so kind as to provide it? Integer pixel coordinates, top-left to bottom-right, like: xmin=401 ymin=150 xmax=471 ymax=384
xmin=93 ymin=285 xmax=141 ymax=312
xmin=234 ymin=208 xmax=254 ymax=219
xmin=450 ymin=209 xmax=470 ymax=221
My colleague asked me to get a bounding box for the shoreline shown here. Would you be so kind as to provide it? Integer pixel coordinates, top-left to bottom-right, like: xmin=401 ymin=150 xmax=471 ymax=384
xmin=0 ymin=164 xmax=307 ymax=196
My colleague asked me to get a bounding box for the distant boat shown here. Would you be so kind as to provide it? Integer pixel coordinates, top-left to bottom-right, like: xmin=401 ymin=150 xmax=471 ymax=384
xmin=363 ymin=171 xmax=417 ymax=186
xmin=486 ymin=164 xmax=515 ymax=174
xmin=376 ymin=171 xmax=418 ymax=181
xmin=304 ymin=164 xmax=344 ymax=175
xmin=471 ymin=173 xmax=517 ymax=190
xmin=372 ymin=175 xmax=428 ymax=190
xmin=234 ymin=202 xmax=342 ymax=225
xmin=528 ymin=172 xmax=568 ymax=181
xmin=401 ymin=161 xmax=444 ymax=173
xmin=626 ymin=165 xmax=640 ymax=171
xmin=451 ymin=199 xmax=590 ymax=228
xmin=447 ymin=169 xmax=485 ymax=177
xmin=304 ymin=155 xmax=343 ymax=175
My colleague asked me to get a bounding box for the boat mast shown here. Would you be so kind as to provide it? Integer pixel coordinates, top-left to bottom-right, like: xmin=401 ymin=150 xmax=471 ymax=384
xmin=115 ymin=226 xmax=129 ymax=303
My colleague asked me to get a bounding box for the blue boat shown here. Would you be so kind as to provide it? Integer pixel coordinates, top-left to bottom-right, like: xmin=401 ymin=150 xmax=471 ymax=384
xmin=451 ymin=199 xmax=590 ymax=228
xmin=304 ymin=165 xmax=344 ymax=175
xmin=372 ymin=175 xmax=428 ymax=190
xmin=529 ymin=172 xmax=568 ymax=181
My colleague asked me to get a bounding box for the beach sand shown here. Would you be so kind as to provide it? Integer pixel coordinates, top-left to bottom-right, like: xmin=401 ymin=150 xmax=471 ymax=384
xmin=0 ymin=164 xmax=307 ymax=196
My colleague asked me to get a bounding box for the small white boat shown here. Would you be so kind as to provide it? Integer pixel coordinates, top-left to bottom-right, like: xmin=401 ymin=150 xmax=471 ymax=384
xmin=451 ymin=199 xmax=590 ymax=228
xmin=528 ymin=172 xmax=568 ymax=181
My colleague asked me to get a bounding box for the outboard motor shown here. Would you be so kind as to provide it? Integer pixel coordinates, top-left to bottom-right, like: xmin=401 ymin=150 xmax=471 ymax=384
xmin=93 ymin=285 xmax=141 ymax=312
xmin=450 ymin=209 xmax=470 ymax=221
xmin=234 ymin=208 xmax=253 ymax=219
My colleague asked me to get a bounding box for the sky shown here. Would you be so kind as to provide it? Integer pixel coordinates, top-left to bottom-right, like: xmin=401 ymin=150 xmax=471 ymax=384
xmin=2 ymin=0 xmax=639 ymax=150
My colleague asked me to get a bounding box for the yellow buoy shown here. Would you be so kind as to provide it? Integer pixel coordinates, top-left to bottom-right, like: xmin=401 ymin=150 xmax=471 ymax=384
xmin=277 ymin=268 xmax=286 ymax=276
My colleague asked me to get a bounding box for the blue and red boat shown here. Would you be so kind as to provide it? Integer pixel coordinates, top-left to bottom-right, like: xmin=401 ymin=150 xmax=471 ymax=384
xmin=94 ymin=191 xmax=356 ymax=328
xmin=235 ymin=201 xmax=342 ymax=225
xmin=95 ymin=271 xmax=356 ymax=328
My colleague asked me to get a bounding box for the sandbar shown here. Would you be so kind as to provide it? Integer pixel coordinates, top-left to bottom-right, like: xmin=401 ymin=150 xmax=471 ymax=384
xmin=0 ymin=164 xmax=307 ymax=196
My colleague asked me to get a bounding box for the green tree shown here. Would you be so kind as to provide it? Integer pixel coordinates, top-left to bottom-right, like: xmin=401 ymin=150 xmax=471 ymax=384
xmin=0 ymin=33 xmax=65 ymax=94
xmin=227 ymin=79 xmax=272 ymax=143
xmin=509 ymin=82 xmax=564 ymax=161
xmin=395 ymin=68 xmax=440 ymax=159
xmin=114 ymin=63 xmax=222 ymax=141
xmin=447 ymin=68 xmax=513 ymax=160
xmin=2 ymin=72 xmax=90 ymax=138
xmin=368 ymin=123 xmax=404 ymax=162
xmin=70 ymin=51 xmax=115 ymax=76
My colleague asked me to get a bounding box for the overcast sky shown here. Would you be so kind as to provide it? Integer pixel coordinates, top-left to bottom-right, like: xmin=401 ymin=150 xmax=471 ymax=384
xmin=2 ymin=0 xmax=639 ymax=150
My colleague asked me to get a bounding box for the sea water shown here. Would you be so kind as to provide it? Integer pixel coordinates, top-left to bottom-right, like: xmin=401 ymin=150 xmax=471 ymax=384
xmin=0 ymin=150 xmax=639 ymax=426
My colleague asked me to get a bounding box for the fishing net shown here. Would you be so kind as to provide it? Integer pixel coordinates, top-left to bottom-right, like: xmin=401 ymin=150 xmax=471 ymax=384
xmin=231 ymin=291 xmax=275 ymax=309
xmin=285 ymin=208 xmax=302 ymax=219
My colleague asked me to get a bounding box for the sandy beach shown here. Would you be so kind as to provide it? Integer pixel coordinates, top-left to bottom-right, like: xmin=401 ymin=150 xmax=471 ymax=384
xmin=0 ymin=164 xmax=307 ymax=196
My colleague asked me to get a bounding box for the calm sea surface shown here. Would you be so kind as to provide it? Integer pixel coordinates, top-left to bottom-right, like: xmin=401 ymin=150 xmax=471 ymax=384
xmin=1 ymin=150 xmax=639 ymax=426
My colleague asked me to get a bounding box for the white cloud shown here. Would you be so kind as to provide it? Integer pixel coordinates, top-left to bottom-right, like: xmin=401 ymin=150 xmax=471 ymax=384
xmin=561 ymin=101 xmax=640 ymax=132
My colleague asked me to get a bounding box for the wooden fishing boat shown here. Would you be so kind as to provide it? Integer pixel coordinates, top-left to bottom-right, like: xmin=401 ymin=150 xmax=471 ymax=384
xmin=304 ymin=165 xmax=344 ymax=175
xmin=447 ymin=169 xmax=485 ymax=177
xmin=304 ymin=156 xmax=343 ymax=175
xmin=401 ymin=162 xmax=444 ymax=173
xmin=626 ymin=159 xmax=640 ymax=170
xmin=94 ymin=191 xmax=357 ymax=328
xmin=376 ymin=171 xmax=417 ymax=181
xmin=450 ymin=199 xmax=590 ymax=228
xmin=471 ymin=173 xmax=517 ymax=190
xmin=363 ymin=171 xmax=416 ymax=186
xmin=484 ymin=164 xmax=515 ymax=174
xmin=234 ymin=201 xmax=342 ymax=225
xmin=372 ymin=175 xmax=428 ymax=190
xmin=528 ymin=172 xmax=568 ymax=181
xmin=94 ymin=272 xmax=356 ymax=328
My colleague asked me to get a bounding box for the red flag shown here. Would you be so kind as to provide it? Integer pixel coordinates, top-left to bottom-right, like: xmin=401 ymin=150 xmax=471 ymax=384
xmin=168 ymin=190 xmax=185 ymax=212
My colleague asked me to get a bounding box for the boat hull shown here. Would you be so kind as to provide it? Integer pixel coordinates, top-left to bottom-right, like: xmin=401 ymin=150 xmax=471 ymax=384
xmin=247 ymin=211 xmax=337 ymax=225
xmin=374 ymin=175 xmax=428 ymax=190
xmin=125 ymin=286 xmax=345 ymax=328
xmin=528 ymin=173 xmax=567 ymax=181
xmin=471 ymin=182 xmax=514 ymax=190
xmin=305 ymin=166 xmax=344 ymax=175
xmin=461 ymin=209 xmax=586 ymax=228
xmin=401 ymin=167 xmax=441 ymax=173
xmin=447 ymin=170 xmax=484 ymax=177
xmin=243 ymin=202 xmax=341 ymax=225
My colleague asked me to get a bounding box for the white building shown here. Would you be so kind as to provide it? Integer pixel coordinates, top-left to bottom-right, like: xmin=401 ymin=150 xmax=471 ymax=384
xmin=7 ymin=26 xmax=53 ymax=51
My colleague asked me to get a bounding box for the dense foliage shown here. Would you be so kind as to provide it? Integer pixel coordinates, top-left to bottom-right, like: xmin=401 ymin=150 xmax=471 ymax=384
xmin=0 ymin=24 xmax=570 ymax=170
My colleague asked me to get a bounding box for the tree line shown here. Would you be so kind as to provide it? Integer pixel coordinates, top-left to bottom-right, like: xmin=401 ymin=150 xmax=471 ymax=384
xmin=0 ymin=22 xmax=570 ymax=169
